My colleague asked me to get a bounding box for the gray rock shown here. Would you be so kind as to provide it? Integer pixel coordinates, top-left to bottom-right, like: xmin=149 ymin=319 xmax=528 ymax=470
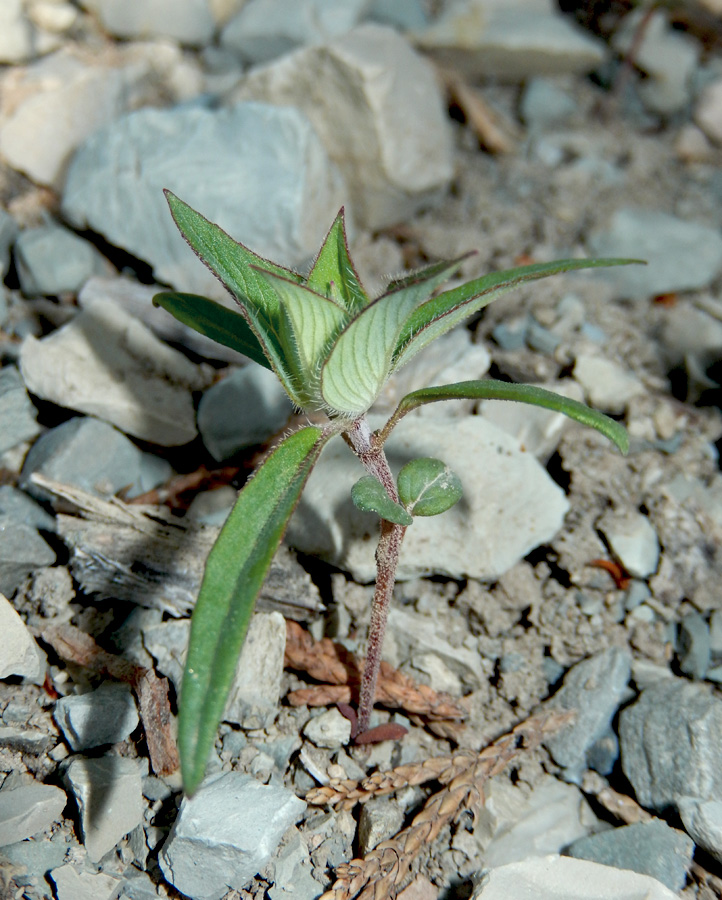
xmin=141 ymin=618 xmax=189 ymax=697
xmin=79 ymin=275 xmax=246 ymax=364
xmin=596 ymin=510 xmax=660 ymax=579
xmin=567 ymin=821 xmax=694 ymax=894
xmin=186 ymin=484 xmax=237 ymax=526
xmin=520 ymin=77 xmax=578 ymax=129
xmin=658 ymin=303 xmax=722 ymax=392
xmin=470 ymin=855 xmax=680 ymax=900
xmin=221 ymin=0 xmax=368 ymax=64
xmin=19 ymin=299 xmax=204 ymax=446
xmin=0 ymin=208 xmax=18 ymax=279
xmin=573 ymin=355 xmax=645 ymax=415
xmin=224 ymin=612 xmax=287 ymax=729
xmin=54 ymin=682 xmax=139 ymax=751
xmin=612 ymin=10 xmax=699 ymax=115
xmin=0 ymin=783 xmax=66 ymax=846
xmin=198 ymin=366 xmax=293 ymax=461
xmin=544 ymin=648 xmax=632 ymax=783
xmin=159 ymin=772 xmax=305 ymax=900
xmin=49 ymin=864 xmax=121 ymax=900
xmin=711 ymin=609 xmax=722 ymax=658
xmin=0 ymin=366 xmax=41 ymax=454
xmin=0 ymin=593 xmax=46 ymax=680
xmin=696 ymin=77 xmax=722 ymax=144
xmin=620 ymin=678 xmax=722 ymax=811
xmin=414 ymin=1 xmax=606 ymax=81
xmin=303 ymin=709 xmax=352 ymax=750
xmin=21 ymin=417 xmax=162 ymax=501
xmin=0 ymin=45 xmax=168 ymax=189
xmin=0 ymin=829 xmax=69 ymax=878
xmin=678 ymin=797 xmax=722 ymax=864
xmin=367 ymin=0 xmax=427 ymax=30
xmin=15 ymin=226 xmax=105 ymax=297
xmin=0 ymin=0 xmax=34 ymax=64
xmin=64 ymin=755 xmax=144 ymax=862
xmin=267 ymin=827 xmax=320 ymax=900
xmin=0 ymin=485 xmax=54 ymax=532
xmin=233 ymin=25 xmax=453 ymax=230
xmin=81 ymin=0 xmax=215 ymax=45
xmin=0 ymin=726 xmax=53 ymax=755
xmin=470 ymin=776 xmax=600 ymax=867
xmin=0 ymin=522 xmax=55 ymax=597
xmin=677 ymin=613 xmax=711 ymax=681
xmin=287 ymin=414 xmax=570 ymax=582
xmin=358 ymin=797 xmax=404 ymax=854
xmin=588 ymin=208 xmax=722 ymax=298
xmin=62 ymin=103 xmax=347 ymax=297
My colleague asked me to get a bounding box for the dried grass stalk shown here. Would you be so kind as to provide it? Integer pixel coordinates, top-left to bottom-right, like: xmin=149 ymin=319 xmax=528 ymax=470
xmin=315 ymin=710 xmax=572 ymax=900
xmin=285 ymin=620 xmax=466 ymax=722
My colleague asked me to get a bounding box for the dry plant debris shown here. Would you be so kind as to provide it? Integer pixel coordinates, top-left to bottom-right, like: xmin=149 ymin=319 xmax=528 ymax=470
xmin=311 ymin=710 xmax=572 ymax=900
xmin=284 ymin=620 xmax=467 ymax=724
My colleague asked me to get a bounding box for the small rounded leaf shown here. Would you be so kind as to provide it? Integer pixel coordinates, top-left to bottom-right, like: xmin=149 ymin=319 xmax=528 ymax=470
xmin=397 ymin=458 xmax=463 ymax=517
xmin=351 ymin=476 xmax=413 ymax=526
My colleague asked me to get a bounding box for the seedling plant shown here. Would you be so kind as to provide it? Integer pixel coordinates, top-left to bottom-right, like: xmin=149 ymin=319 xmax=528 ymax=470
xmin=155 ymin=192 xmax=635 ymax=794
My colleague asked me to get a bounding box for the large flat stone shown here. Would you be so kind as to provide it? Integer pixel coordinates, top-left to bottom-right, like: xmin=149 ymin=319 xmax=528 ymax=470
xmin=234 ymin=24 xmax=453 ymax=229
xmin=159 ymin=772 xmax=305 ymax=900
xmin=62 ymin=103 xmax=347 ymax=297
xmin=19 ymin=299 xmax=205 ymax=446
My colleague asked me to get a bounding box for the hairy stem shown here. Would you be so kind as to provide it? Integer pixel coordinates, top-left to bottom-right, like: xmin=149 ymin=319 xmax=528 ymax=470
xmin=346 ymin=417 xmax=407 ymax=735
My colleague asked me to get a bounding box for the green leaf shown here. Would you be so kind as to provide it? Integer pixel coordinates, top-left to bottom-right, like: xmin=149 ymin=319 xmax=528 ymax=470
xmin=378 ymin=379 xmax=629 ymax=454
xmin=320 ymin=257 xmax=470 ymax=417
xmin=392 ymin=257 xmax=644 ymax=371
xmin=253 ymin=268 xmax=348 ymax=402
xmin=351 ymin=476 xmax=413 ymax=526
xmin=179 ymin=425 xmax=330 ymax=795
xmin=165 ymin=191 xmax=303 ymax=404
xmin=152 ymin=291 xmax=273 ymax=370
xmin=306 ymin=208 xmax=369 ymax=314
xmin=397 ymin=458 xmax=463 ymax=517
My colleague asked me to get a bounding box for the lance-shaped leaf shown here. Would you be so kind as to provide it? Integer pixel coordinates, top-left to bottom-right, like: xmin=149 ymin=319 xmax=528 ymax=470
xmin=397 ymin=458 xmax=463 ymax=517
xmin=152 ymin=291 xmax=273 ymax=370
xmin=179 ymin=425 xmax=330 ymax=795
xmin=306 ymin=208 xmax=369 ymax=314
xmin=392 ymin=258 xmax=644 ymax=371
xmin=165 ymin=191 xmax=303 ymax=403
xmin=253 ymin=268 xmax=348 ymax=405
xmin=320 ymin=257 xmax=470 ymax=417
xmin=351 ymin=476 xmax=413 ymax=526
xmin=377 ymin=379 xmax=629 ymax=454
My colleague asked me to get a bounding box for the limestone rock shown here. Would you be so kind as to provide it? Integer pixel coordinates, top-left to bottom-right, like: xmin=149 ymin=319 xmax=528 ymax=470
xmin=0 ymin=593 xmax=45 ymax=681
xmin=19 ymin=299 xmax=205 ymax=445
xmin=233 ymin=24 xmax=453 ymax=229
xmin=62 ymin=103 xmax=347 ymax=297
xmin=64 ymin=756 xmax=144 ymax=862
xmin=470 ymin=854 xmax=681 ymax=900
xmin=159 ymin=772 xmax=305 ymax=900
xmin=80 ymin=0 xmax=215 ymax=45
xmin=0 ymin=783 xmax=66 ymax=846
xmin=414 ymin=0 xmax=606 ymax=81
xmin=619 ymin=678 xmax=722 ymax=811
xmin=588 ymin=208 xmax=722 ymax=299
xmin=221 ymin=0 xmax=369 ymax=64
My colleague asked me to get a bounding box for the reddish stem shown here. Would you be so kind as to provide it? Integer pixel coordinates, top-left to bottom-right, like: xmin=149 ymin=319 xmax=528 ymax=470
xmin=346 ymin=417 xmax=408 ymax=735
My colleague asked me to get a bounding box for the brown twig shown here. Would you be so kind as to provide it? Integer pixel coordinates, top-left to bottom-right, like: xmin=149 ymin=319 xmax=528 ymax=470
xmin=41 ymin=623 xmax=179 ymax=776
xmin=315 ymin=711 xmax=572 ymax=900
xmin=284 ymin=620 xmax=467 ymax=724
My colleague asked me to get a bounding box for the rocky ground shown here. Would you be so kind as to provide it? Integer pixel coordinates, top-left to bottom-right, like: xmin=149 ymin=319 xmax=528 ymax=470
xmin=2 ymin=1 xmax=722 ymax=899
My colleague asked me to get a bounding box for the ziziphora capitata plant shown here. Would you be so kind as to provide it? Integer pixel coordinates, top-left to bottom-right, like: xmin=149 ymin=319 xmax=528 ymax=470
xmin=155 ymin=191 xmax=639 ymax=794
